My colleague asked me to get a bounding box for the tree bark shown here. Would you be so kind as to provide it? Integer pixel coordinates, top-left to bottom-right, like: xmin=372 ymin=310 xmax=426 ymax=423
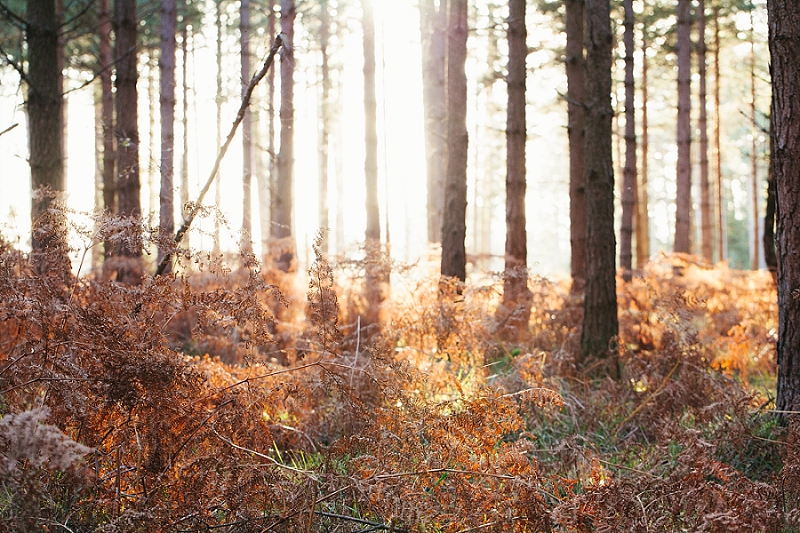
xmin=566 ymin=0 xmax=586 ymax=289
xmin=768 ymin=0 xmax=800 ymax=420
xmin=362 ymin=0 xmax=380 ymax=243
xmin=213 ymin=0 xmax=224 ymax=255
xmin=674 ymin=0 xmax=692 ymax=255
xmin=27 ymin=0 xmax=68 ymax=275
xmin=580 ymin=0 xmax=618 ymax=377
xmin=764 ymin=111 xmax=777 ymax=281
xmin=158 ymin=0 xmax=177 ymax=272
xmin=272 ymin=0 xmax=296 ymax=271
xmin=636 ymin=26 xmax=650 ymax=269
xmin=180 ymin=21 xmax=190 ymax=250
xmin=113 ymin=0 xmax=143 ymax=283
xmin=257 ymin=0 xmax=276 ymax=252
xmin=240 ymin=0 xmax=253 ymax=254
xmin=713 ymin=5 xmax=725 ymax=263
xmin=419 ymin=0 xmax=447 ymax=244
xmin=500 ymin=0 xmax=531 ymax=336
xmin=440 ymin=0 xmax=468 ymax=283
xmin=750 ymin=8 xmax=760 ymax=271
xmin=98 ymin=0 xmax=116 ymax=262
xmin=318 ymin=0 xmax=331 ymax=253
xmin=698 ymin=0 xmax=712 ymax=263
xmin=620 ymin=0 xmax=636 ymax=280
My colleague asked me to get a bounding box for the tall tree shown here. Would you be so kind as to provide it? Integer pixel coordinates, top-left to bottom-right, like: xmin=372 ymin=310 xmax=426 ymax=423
xmin=98 ymin=0 xmax=116 ymax=262
xmin=500 ymin=0 xmax=531 ymax=335
xmin=179 ymin=19 xmax=190 ymax=249
xmin=26 ymin=0 xmax=67 ymax=274
xmin=674 ymin=0 xmax=692 ymax=254
xmin=362 ymin=0 xmax=379 ymax=244
xmin=713 ymin=5 xmax=725 ymax=262
xmin=240 ymin=0 xmax=253 ymax=254
xmin=764 ymin=111 xmax=777 ymax=281
xmin=113 ymin=0 xmax=143 ymax=283
xmin=636 ymin=23 xmax=650 ymax=268
xmin=580 ymin=0 xmax=618 ymax=377
xmin=619 ymin=0 xmax=636 ymax=280
xmin=749 ymin=6 xmax=759 ymax=270
xmin=272 ymin=0 xmax=296 ymax=271
xmin=158 ymin=0 xmax=177 ymax=272
xmin=441 ymin=0 xmax=468 ymax=282
xmin=419 ymin=0 xmax=447 ymax=244
xmin=768 ymin=0 xmax=800 ymax=419
xmin=698 ymin=0 xmax=712 ymax=262
xmin=318 ymin=0 xmax=331 ymax=252
xmin=213 ymin=0 xmax=224 ymax=255
xmin=565 ymin=0 xmax=586 ymax=289
xmin=257 ymin=0 xmax=276 ymax=251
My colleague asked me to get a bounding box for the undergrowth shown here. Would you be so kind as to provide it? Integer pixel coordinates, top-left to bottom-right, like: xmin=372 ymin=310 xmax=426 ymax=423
xmin=1 ymin=218 xmax=798 ymax=532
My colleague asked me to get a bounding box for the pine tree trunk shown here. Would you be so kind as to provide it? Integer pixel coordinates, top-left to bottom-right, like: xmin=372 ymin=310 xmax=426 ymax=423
xmin=764 ymin=111 xmax=777 ymax=281
xmin=440 ymin=0 xmax=468 ymax=283
xmin=93 ymin=86 xmax=104 ymax=272
xmin=500 ymin=0 xmax=531 ymax=336
xmin=240 ymin=0 xmax=253 ymax=254
xmin=213 ymin=0 xmax=224 ymax=255
xmin=750 ymin=9 xmax=760 ymax=271
xmin=768 ymin=0 xmax=800 ymax=420
xmin=620 ymin=0 xmax=636 ymax=280
xmin=318 ymin=0 xmax=331 ymax=253
xmin=98 ymin=0 xmax=115 ymax=261
xmin=256 ymin=1 xmax=275 ymax=253
xmin=674 ymin=0 xmax=692 ymax=255
xmin=713 ymin=5 xmax=725 ymax=262
xmin=566 ymin=0 xmax=586 ymax=289
xmin=698 ymin=0 xmax=712 ymax=263
xmin=27 ymin=0 xmax=67 ymax=275
xmin=158 ymin=0 xmax=177 ymax=272
xmin=419 ymin=0 xmax=447 ymax=244
xmin=147 ymin=57 xmax=158 ymax=218
xmin=636 ymin=27 xmax=650 ymax=268
xmin=580 ymin=0 xmax=618 ymax=377
xmin=113 ymin=0 xmax=143 ymax=283
xmin=180 ymin=22 xmax=190 ymax=249
xmin=273 ymin=0 xmax=296 ymax=271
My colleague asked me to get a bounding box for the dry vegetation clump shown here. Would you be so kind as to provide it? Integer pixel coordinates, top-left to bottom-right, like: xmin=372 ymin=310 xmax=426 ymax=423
xmin=0 ymin=218 xmax=797 ymax=532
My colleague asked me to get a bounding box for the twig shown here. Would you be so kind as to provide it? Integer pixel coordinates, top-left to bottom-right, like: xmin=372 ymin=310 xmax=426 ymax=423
xmin=374 ymin=467 xmax=514 ymax=481
xmin=314 ymin=511 xmax=390 ymax=529
xmin=154 ymin=33 xmax=285 ymax=277
xmin=213 ymin=430 xmax=319 ymax=481
xmin=0 ymin=123 xmax=18 ymax=137
xmin=613 ymin=358 xmax=681 ymax=437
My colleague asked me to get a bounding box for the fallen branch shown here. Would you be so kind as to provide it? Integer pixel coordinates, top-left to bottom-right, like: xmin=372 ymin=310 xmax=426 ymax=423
xmin=154 ymin=32 xmax=287 ymax=277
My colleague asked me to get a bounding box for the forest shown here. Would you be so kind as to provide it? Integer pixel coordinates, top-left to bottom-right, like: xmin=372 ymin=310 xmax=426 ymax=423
xmin=2 ymin=0 xmax=800 ymax=531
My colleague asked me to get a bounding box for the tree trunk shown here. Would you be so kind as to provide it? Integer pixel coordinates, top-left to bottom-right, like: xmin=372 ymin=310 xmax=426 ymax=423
xmin=620 ymin=0 xmax=636 ymax=280
xmin=768 ymin=0 xmax=800 ymax=420
xmin=93 ymin=86 xmax=104 ymax=272
xmin=213 ymin=0 xmax=224 ymax=255
xmin=318 ymin=0 xmax=331 ymax=253
xmin=272 ymin=0 xmax=296 ymax=271
xmin=566 ymin=0 xmax=586 ymax=289
xmin=257 ymin=0 xmax=276 ymax=252
xmin=636 ymin=26 xmax=650 ymax=269
xmin=764 ymin=111 xmax=777 ymax=281
xmin=180 ymin=21 xmax=190 ymax=249
xmin=113 ymin=0 xmax=143 ymax=283
xmin=158 ymin=0 xmax=177 ymax=272
xmin=98 ymin=0 xmax=115 ymax=262
xmin=362 ymin=0 xmax=383 ymax=326
xmin=240 ymin=0 xmax=253 ymax=255
xmin=580 ymin=0 xmax=618 ymax=377
xmin=750 ymin=8 xmax=760 ymax=271
xmin=440 ymin=0 xmax=468 ymax=283
xmin=500 ymin=0 xmax=531 ymax=337
xmin=674 ymin=0 xmax=692 ymax=255
xmin=419 ymin=0 xmax=447 ymax=244
xmin=147 ymin=57 xmax=158 ymax=218
xmin=698 ymin=0 xmax=712 ymax=263
xmin=713 ymin=5 xmax=725 ymax=262
xmin=27 ymin=0 xmax=67 ymax=275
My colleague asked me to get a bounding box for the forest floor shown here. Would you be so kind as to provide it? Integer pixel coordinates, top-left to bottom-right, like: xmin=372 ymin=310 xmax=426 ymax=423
xmin=1 ymin=229 xmax=798 ymax=532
